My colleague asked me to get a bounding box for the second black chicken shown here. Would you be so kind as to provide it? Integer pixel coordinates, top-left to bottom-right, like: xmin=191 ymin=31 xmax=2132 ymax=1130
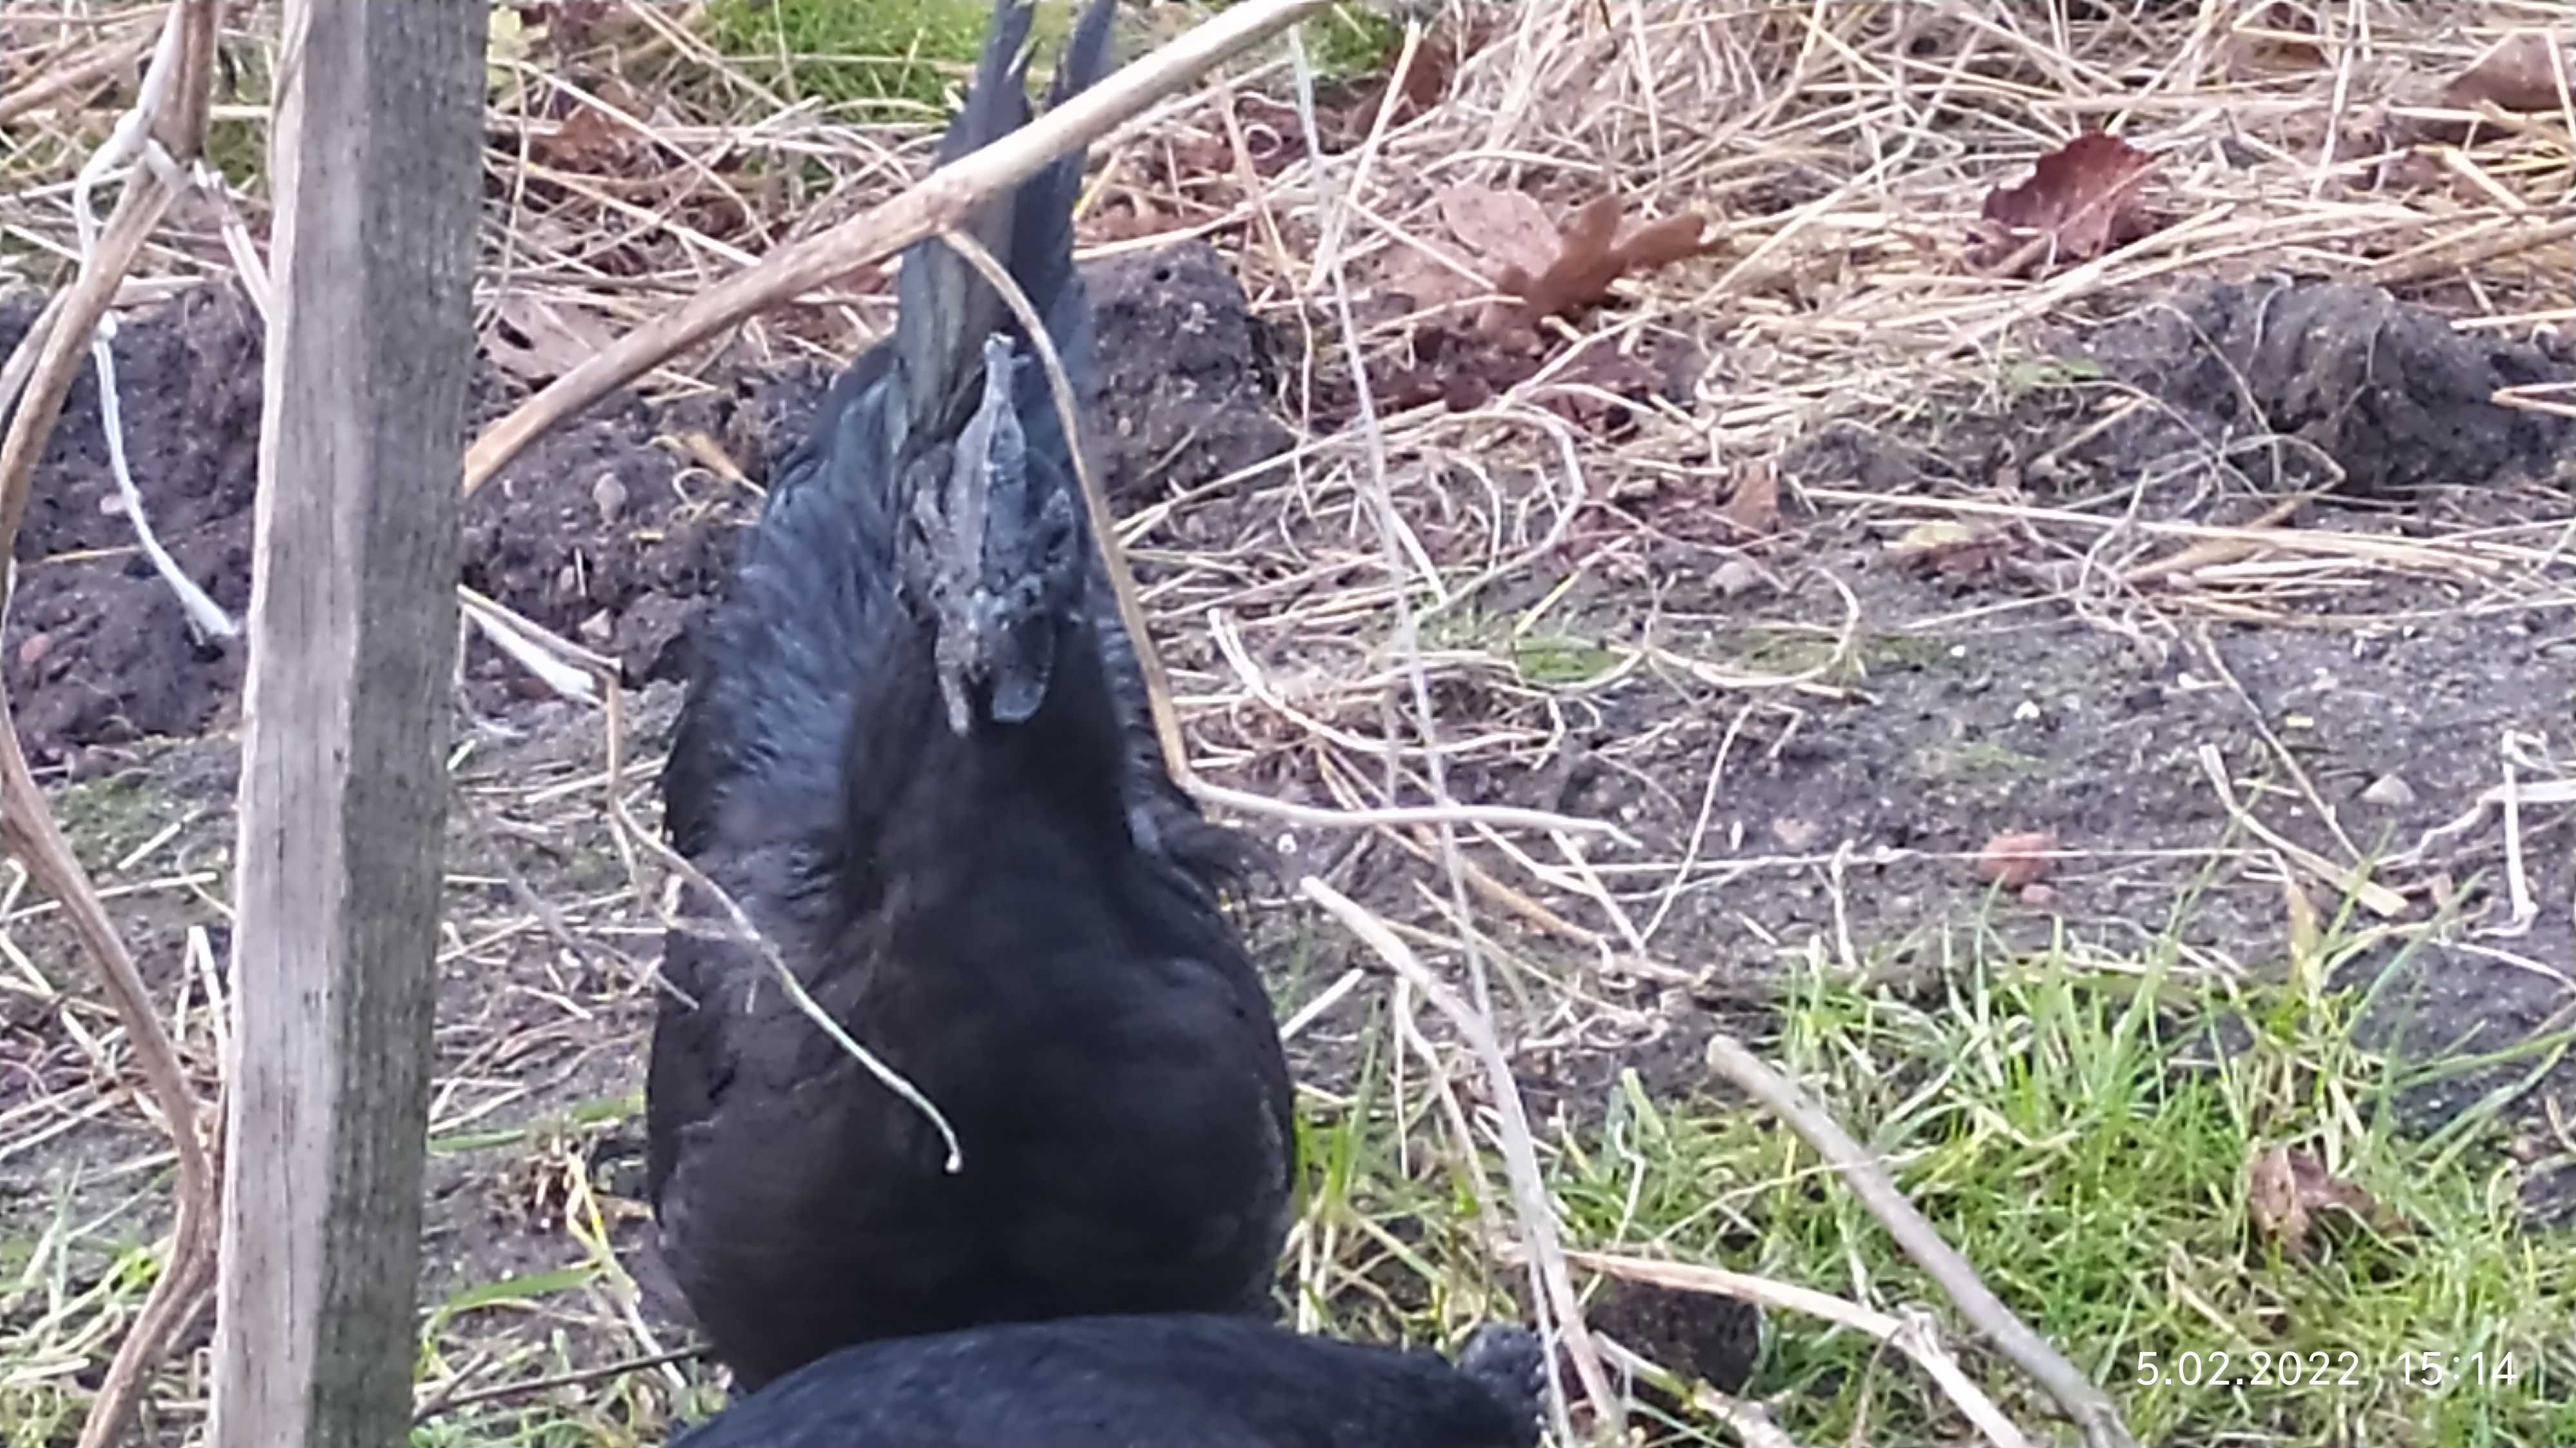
xmin=668 ymin=1314 xmax=1546 ymax=1448
xmin=645 ymin=0 xmax=1294 ymax=1392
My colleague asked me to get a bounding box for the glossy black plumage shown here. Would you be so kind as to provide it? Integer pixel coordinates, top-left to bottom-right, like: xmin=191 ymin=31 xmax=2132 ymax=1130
xmin=667 ymin=1315 xmax=1547 ymax=1448
xmin=645 ymin=0 xmax=1293 ymax=1393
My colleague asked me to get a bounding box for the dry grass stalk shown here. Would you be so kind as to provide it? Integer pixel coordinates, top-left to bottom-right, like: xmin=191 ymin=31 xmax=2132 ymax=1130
xmin=1564 ymin=1246 xmax=2028 ymax=1448
xmin=0 ymin=5 xmax=226 ymax=1446
xmin=1301 ymin=874 xmax=1621 ymax=1438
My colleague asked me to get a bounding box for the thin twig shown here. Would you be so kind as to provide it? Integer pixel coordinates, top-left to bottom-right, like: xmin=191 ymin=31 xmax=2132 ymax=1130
xmin=1300 ymin=875 xmax=1620 ymax=1436
xmin=1703 ymin=1032 xmax=2139 ymax=1448
xmin=411 ymin=1344 xmax=702 ymax=1424
xmin=1572 ymin=1249 xmax=2018 ymax=1448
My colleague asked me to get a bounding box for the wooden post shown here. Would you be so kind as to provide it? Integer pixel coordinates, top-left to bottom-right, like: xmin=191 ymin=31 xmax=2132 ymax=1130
xmin=209 ymin=3 xmax=485 ymax=1445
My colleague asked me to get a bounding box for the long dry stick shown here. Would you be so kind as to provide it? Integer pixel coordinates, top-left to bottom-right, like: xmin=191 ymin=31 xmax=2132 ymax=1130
xmin=460 ymin=0 xmax=1334 ymax=493
xmin=0 ymin=6 xmax=225 ymax=1447
xmin=0 ymin=23 xmax=160 ymax=124
xmin=1703 ymin=1033 xmax=2140 ymax=1448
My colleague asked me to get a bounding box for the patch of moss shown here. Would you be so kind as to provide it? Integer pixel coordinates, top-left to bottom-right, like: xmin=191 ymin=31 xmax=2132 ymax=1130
xmin=705 ymin=0 xmax=1079 ymax=115
xmin=1862 ymin=629 xmax=1953 ymax=670
xmin=1512 ymin=634 xmax=1619 ymax=687
xmin=52 ymin=772 xmax=162 ymax=863
xmin=1731 ymin=624 xmax=1851 ymax=681
xmin=2002 ymin=353 xmax=2104 ymax=398
xmin=1294 ymin=2 xmax=1404 ymax=79
xmin=1924 ymin=738 xmax=2047 ymax=777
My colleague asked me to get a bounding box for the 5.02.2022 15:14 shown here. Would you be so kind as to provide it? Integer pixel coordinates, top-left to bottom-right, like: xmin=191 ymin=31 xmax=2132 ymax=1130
xmin=2132 ymin=1348 xmax=2519 ymax=1391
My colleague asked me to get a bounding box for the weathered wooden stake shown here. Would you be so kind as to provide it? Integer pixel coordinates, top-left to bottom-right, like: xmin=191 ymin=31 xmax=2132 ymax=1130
xmin=210 ymin=3 xmax=485 ymax=1444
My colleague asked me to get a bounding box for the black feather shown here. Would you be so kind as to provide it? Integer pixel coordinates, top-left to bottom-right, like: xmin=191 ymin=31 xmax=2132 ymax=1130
xmin=668 ymin=1315 xmax=1546 ymax=1448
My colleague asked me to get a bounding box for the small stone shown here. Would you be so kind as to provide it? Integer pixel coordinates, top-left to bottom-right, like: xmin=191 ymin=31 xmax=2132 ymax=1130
xmin=1710 ymin=558 xmax=1768 ymax=597
xmin=578 ymin=608 xmax=615 ymax=643
xmin=592 ymin=472 xmax=629 ymax=524
xmin=2360 ymin=774 xmax=2416 ymax=808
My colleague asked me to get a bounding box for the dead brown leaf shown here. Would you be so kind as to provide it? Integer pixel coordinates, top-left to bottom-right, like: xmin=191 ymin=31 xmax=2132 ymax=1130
xmin=1372 ymin=245 xmax=1486 ymax=314
xmin=2444 ymin=33 xmax=2575 ymax=113
xmin=536 ymin=101 xmax=632 ymax=170
xmin=1975 ymin=132 xmax=2161 ymax=273
xmin=1437 ymin=184 xmax=1562 ymax=280
xmin=1976 ymin=830 xmax=2056 ymax=890
xmin=1379 ymin=193 xmax=1716 ymax=433
xmin=1495 ymin=196 xmax=1725 ymax=330
xmin=1718 ymin=458 xmax=1779 ymax=537
xmin=486 ymin=294 xmax=621 ymax=383
xmin=1428 ymin=191 xmax=1725 ymax=334
xmin=2246 ymin=1145 xmax=2405 ymax=1258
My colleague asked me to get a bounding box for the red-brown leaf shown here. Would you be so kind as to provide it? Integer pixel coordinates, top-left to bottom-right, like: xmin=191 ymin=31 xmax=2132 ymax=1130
xmin=1437 ymin=184 xmax=1562 ymax=279
xmin=1719 ymin=459 xmax=1779 ymax=537
xmin=1494 ymin=196 xmax=1721 ymax=330
xmin=1978 ymin=133 xmax=2161 ymax=269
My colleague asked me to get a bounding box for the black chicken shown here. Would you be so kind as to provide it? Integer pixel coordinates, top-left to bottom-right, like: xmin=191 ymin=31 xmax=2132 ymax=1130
xmin=645 ymin=0 xmax=1294 ymax=1393
xmin=666 ymin=1314 xmax=1547 ymax=1448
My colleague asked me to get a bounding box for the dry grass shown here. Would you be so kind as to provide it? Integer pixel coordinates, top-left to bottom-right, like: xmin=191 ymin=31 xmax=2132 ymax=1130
xmin=4 ymin=1 xmax=2575 ymax=1445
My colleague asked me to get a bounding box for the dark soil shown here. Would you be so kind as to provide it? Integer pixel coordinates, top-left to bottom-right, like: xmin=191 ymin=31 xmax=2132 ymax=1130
xmin=0 ymin=239 xmax=1289 ymax=772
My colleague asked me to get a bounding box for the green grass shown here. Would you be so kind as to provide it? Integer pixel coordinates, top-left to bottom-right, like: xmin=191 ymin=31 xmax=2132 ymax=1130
xmin=1262 ymin=1 xmax=1403 ymax=79
xmin=699 ymin=0 xmax=1404 ymax=119
xmin=703 ymin=0 xmax=1075 ymax=117
xmin=1546 ymin=941 xmax=2576 ymax=1444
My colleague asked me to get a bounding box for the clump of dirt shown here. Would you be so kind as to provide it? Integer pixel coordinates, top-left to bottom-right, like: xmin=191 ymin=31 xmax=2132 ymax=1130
xmin=2076 ymin=276 xmax=2576 ymax=496
xmin=1084 ymin=238 xmax=1291 ymax=505
xmin=0 ymin=237 xmax=1291 ymax=768
xmin=1797 ymin=275 xmax=2576 ymax=504
xmin=1 ymin=287 xmax=261 ymax=766
xmin=1589 ymin=1277 xmax=1762 ymax=1397
xmin=453 ymin=374 xmax=812 ymax=692
xmin=0 ymin=284 xmax=789 ymax=767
